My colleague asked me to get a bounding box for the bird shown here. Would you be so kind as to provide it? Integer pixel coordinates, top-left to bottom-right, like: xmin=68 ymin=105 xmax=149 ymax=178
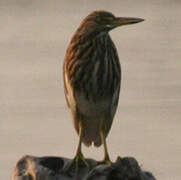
xmin=63 ymin=10 xmax=144 ymax=170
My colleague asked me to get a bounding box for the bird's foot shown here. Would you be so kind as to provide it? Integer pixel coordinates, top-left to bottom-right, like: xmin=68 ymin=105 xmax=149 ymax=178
xmin=97 ymin=157 xmax=112 ymax=166
xmin=62 ymin=152 xmax=90 ymax=176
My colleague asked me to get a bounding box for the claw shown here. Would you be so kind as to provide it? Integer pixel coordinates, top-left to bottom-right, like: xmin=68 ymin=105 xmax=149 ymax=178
xmin=97 ymin=158 xmax=112 ymax=166
xmin=62 ymin=152 xmax=89 ymax=176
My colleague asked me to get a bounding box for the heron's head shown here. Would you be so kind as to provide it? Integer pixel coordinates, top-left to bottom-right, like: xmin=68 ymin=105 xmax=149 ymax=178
xmin=78 ymin=10 xmax=144 ymax=36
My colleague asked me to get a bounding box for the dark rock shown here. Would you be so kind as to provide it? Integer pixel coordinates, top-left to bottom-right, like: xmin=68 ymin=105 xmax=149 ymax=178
xmin=12 ymin=155 xmax=157 ymax=180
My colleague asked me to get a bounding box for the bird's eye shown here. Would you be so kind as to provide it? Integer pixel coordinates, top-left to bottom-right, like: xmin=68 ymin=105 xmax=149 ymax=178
xmin=104 ymin=17 xmax=114 ymax=21
xmin=96 ymin=16 xmax=114 ymax=23
xmin=96 ymin=17 xmax=101 ymax=22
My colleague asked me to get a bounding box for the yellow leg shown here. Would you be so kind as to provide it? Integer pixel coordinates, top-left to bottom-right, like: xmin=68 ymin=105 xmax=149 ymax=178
xmin=63 ymin=121 xmax=89 ymax=174
xmin=100 ymin=129 xmax=112 ymax=165
xmin=74 ymin=121 xmax=89 ymax=167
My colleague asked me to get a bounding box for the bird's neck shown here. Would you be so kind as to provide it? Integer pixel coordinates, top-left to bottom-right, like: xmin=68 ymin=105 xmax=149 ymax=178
xmin=66 ymin=30 xmax=113 ymax=63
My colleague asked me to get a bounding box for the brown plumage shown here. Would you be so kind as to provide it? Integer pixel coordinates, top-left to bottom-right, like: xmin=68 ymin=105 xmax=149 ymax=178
xmin=63 ymin=10 xmax=144 ymax=166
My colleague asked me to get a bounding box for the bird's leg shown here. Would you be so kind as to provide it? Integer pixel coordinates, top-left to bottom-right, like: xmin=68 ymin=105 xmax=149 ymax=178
xmin=99 ymin=129 xmax=112 ymax=165
xmin=74 ymin=121 xmax=89 ymax=168
xmin=63 ymin=121 xmax=89 ymax=175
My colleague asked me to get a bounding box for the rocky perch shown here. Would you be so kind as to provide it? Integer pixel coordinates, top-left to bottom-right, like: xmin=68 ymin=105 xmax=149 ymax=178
xmin=12 ymin=155 xmax=157 ymax=180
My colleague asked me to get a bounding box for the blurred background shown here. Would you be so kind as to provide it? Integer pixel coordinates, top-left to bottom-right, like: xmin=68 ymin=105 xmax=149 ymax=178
xmin=0 ymin=0 xmax=181 ymax=179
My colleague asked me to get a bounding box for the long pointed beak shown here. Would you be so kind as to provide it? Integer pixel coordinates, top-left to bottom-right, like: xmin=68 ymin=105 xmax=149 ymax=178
xmin=114 ymin=17 xmax=144 ymax=26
